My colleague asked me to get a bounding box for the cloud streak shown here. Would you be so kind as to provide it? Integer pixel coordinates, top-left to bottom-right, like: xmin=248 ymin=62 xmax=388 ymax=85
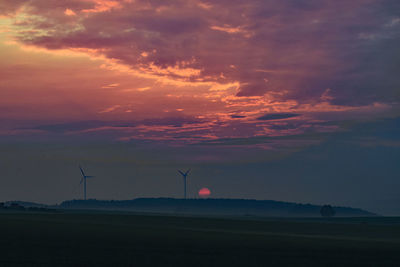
xmin=257 ymin=113 xmax=301 ymax=121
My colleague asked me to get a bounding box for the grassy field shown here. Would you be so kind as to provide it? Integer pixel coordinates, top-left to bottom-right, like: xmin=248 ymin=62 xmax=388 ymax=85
xmin=0 ymin=212 xmax=400 ymax=266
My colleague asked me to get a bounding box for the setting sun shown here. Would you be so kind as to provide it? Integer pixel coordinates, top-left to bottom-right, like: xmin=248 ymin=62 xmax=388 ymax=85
xmin=198 ymin=188 xmax=211 ymax=198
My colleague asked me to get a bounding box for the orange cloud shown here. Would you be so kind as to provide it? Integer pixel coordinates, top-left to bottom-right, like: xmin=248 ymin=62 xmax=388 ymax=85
xmin=64 ymin=8 xmax=77 ymax=16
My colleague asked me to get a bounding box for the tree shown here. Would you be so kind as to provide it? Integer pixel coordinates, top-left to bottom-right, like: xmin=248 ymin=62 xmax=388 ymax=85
xmin=320 ymin=205 xmax=335 ymax=217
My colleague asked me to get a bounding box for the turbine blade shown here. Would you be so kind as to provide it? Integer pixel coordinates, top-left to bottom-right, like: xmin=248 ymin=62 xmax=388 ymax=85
xmin=185 ymin=169 xmax=191 ymax=175
xmin=86 ymin=176 xmax=95 ymax=178
xmin=79 ymin=165 xmax=86 ymax=177
xmin=178 ymin=170 xmax=185 ymax=176
xmin=79 ymin=177 xmax=84 ymax=184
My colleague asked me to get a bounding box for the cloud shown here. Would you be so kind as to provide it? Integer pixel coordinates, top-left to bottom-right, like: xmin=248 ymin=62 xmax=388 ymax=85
xmin=28 ymin=116 xmax=206 ymax=133
xmin=257 ymin=113 xmax=301 ymax=121
xmin=2 ymin=0 xmax=398 ymax=107
xmin=137 ymin=86 xmax=151 ymax=91
xmin=101 ymin=83 xmax=120 ymax=88
xmin=98 ymin=105 xmax=121 ymax=113
xmin=32 ymin=121 xmax=109 ymax=133
xmin=0 ymin=0 xmax=27 ymax=16
xmin=64 ymin=8 xmax=77 ymax=16
xmin=1 ymin=0 xmax=399 ymax=149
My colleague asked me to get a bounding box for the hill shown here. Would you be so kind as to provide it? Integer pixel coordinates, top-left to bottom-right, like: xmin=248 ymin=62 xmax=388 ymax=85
xmin=58 ymin=198 xmax=375 ymax=217
xmin=4 ymin=201 xmax=48 ymax=208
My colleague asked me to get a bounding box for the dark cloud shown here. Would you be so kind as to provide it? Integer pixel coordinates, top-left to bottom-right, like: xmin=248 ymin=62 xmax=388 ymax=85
xmin=32 ymin=121 xmax=109 ymax=133
xmin=230 ymin=115 xmax=246 ymax=119
xmin=140 ymin=117 xmax=204 ymax=127
xmin=257 ymin=113 xmax=301 ymax=121
xmin=28 ymin=117 xmax=205 ymax=133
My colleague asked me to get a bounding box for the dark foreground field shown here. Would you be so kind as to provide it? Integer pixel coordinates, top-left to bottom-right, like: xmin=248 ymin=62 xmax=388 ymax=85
xmin=1 ymin=212 xmax=400 ymax=266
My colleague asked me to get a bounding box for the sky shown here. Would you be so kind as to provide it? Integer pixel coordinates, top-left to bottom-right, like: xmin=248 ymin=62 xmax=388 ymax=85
xmin=0 ymin=0 xmax=399 ymax=215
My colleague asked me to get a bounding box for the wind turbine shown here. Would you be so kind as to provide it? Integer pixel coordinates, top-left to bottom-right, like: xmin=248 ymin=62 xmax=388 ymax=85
xmin=79 ymin=165 xmax=94 ymax=200
xmin=178 ymin=169 xmax=190 ymax=199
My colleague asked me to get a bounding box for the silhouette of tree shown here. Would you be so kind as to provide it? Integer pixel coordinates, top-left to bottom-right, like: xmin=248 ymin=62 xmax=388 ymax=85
xmin=320 ymin=205 xmax=336 ymax=217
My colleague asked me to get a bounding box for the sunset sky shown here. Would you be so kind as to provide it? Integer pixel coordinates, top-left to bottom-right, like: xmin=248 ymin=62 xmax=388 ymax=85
xmin=0 ymin=0 xmax=399 ymax=214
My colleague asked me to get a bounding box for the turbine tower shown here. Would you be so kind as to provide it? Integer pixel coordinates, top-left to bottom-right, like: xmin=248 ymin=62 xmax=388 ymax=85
xmin=79 ymin=165 xmax=94 ymax=200
xmin=178 ymin=169 xmax=190 ymax=199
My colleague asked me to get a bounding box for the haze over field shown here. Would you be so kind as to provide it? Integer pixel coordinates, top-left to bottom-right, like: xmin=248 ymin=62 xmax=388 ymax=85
xmin=0 ymin=0 xmax=399 ymax=214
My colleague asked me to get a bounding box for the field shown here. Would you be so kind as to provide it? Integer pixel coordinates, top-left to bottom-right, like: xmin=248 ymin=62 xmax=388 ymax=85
xmin=1 ymin=211 xmax=400 ymax=266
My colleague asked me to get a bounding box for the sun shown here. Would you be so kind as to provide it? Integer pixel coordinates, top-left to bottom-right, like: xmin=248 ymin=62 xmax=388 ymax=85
xmin=198 ymin=187 xmax=211 ymax=198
